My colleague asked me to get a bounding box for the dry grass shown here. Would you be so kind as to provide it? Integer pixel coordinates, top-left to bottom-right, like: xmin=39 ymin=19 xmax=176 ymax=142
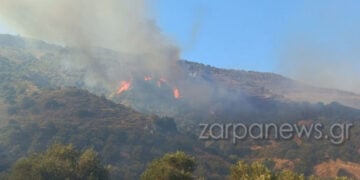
xmin=272 ymin=158 xmax=297 ymax=170
xmin=314 ymin=159 xmax=360 ymax=179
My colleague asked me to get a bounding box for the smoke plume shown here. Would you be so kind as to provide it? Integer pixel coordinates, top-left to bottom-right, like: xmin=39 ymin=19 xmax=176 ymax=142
xmin=277 ymin=1 xmax=360 ymax=94
xmin=0 ymin=0 xmax=179 ymax=90
xmin=278 ymin=40 xmax=360 ymax=94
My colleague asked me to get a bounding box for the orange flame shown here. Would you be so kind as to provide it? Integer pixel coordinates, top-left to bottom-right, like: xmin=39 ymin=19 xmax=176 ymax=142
xmin=144 ymin=76 xmax=152 ymax=81
xmin=173 ymin=87 xmax=180 ymax=99
xmin=117 ymin=81 xmax=131 ymax=95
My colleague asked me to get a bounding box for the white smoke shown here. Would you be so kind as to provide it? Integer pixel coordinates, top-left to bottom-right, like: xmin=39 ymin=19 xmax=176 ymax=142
xmin=0 ymin=0 xmax=180 ymax=89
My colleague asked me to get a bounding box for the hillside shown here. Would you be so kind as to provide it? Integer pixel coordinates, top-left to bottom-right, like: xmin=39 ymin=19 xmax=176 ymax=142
xmin=1 ymin=34 xmax=360 ymax=179
xmin=179 ymin=60 xmax=360 ymax=109
xmin=0 ymin=88 xmax=231 ymax=179
xmin=1 ymin=34 xmax=360 ymax=111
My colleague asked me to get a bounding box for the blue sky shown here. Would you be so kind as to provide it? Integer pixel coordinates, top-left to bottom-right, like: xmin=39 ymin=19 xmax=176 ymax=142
xmin=1 ymin=1 xmax=360 ymax=74
xmin=153 ymin=0 xmax=297 ymax=72
xmin=153 ymin=0 xmax=360 ymax=73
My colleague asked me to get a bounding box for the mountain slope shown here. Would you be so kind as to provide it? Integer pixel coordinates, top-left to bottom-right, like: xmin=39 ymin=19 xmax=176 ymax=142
xmin=2 ymin=34 xmax=360 ymax=178
xmin=1 ymin=34 xmax=360 ymax=112
xmin=0 ymin=88 xmax=230 ymax=179
xmin=178 ymin=60 xmax=360 ymax=109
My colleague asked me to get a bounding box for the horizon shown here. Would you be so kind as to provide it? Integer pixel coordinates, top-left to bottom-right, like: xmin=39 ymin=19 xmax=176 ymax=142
xmin=1 ymin=2 xmax=360 ymax=179
xmin=0 ymin=1 xmax=359 ymax=93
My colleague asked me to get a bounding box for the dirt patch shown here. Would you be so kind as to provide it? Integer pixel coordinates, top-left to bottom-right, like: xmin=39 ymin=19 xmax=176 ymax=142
xmin=272 ymin=158 xmax=296 ymax=170
xmin=314 ymin=159 xmax=360 ymax=179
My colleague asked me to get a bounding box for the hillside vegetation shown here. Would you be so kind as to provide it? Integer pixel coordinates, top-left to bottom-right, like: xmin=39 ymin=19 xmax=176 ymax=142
xmin=1 ymin=34 xmax=360 ymax=179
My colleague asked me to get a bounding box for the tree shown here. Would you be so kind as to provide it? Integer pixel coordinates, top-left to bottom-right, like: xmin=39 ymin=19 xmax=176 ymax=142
xmin=276 ymin=169 xmax=304 ymax=180
xmin=9 ymin=144 xmax=109 ymax=180
xmin=230 ymin=161 xmax=273 ymax=180
xmin=77 ymin=148 xmax=109 ymax=180
xmin=141 ymin=151 xmax=196 ymax=180
xmin=230 ymin=161 xmax=306 ymax=180
xmin=154 ymin=117 xmax=178 ymax=133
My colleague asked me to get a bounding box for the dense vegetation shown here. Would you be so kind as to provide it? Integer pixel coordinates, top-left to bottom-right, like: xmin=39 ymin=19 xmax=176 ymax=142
xmin=0 ymin=88 xmax=231 ymax=179
xmin=7 ymin=144 xmax=109 ymax=180
xmin=141 ymin=151 xmax=196 ymax=180
xmin=3 ymin=147 xmax=351 ymax=180
xmin=0 ymin=34 xmax=360 ymax=179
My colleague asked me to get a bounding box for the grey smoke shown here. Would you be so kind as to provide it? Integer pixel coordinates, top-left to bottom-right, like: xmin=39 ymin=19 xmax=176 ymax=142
xmin=0 ymin=0 xmax=179 ymax=89
xmin=277 ymin=1 xmax=360 ymax=94
xmin=278 ymin=40 xmax=360 ymax=94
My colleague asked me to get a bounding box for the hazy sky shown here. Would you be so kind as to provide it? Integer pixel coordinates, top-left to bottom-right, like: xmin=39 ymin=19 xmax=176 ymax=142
xmin=0 ymin=22 xmax=15 ymax=34
xmin=153 ymin=0 xmax=360 ymax=92
xmin=153 ymin=0 xmax=360 ymax=72
xmin=0 ymin=0 xmax=359 ymax=92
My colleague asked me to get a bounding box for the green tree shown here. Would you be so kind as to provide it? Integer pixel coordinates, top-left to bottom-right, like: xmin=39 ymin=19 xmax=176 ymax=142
xmin=276 ymin=169 xmax=304 ymax=180
xmin=141 ymin=151 xmax=196 ymax=180
xmin=9 ymin=144 xmax=109 ymax=180
xmin=230 ymin=161 xmax=308 ymax=180
xmin=77 ymin=148 xmax=109 ymax=180
xmin=230 ymin=161 xmax=273 ymax=180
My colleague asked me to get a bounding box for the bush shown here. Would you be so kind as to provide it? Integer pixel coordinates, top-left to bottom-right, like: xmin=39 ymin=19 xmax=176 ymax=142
xmin=154 ymin=117 xmax=177 ymax=133
xmin=9 ymin=144 xmax=109 ymax=180
xmin=141 ymin=151 xmax=195 ymax=180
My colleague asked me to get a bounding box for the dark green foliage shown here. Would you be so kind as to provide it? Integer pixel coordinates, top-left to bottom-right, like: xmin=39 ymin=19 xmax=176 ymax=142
xmin=6 ymin=106 xmax=18 ymax=115
xmin=230 ymin=161 xmax=273 ymax=180
xmin=154 ymin=117 xmax=178 ymax=132
xmin=76 ymin=109 xmax=96 ymax=118
xmin=276 ymin=169 xmax=305 ymax=180
xmin=44 ymin=99 xmax=63 ymax=110
xmin=230 ymin=161 xmax=306 ymax=180
xmin=229 ymin=161 xmax=352 ymax=180
xmin=8 ymin=144 xmax=109 ymax=180
xmin=0 ymin=35 xmax=360 ymax=179
xmin=141 ymin=151 xmax=196 ymax=180
xmin=20 ymin=97 xmax=35 ymax=109
xmin=0 ymin=88 xmax=228 ymax=179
